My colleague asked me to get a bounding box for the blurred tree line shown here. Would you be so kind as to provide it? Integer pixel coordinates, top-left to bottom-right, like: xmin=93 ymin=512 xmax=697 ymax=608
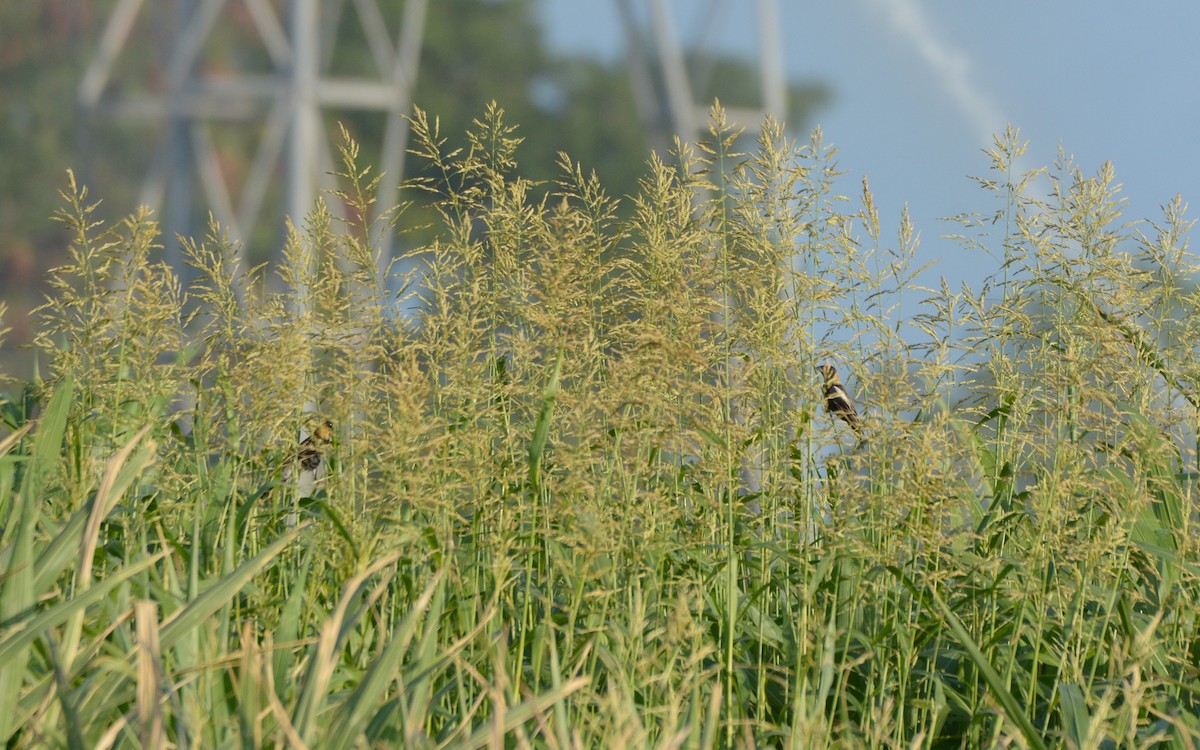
xmin=0 ymin=0 xmax=828 ymax=373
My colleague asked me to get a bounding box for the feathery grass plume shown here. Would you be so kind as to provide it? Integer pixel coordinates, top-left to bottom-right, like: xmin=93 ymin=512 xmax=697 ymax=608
xmin=605 ymin=141 xmax=723 ymax=543
xmin=0 ymin=302 xmax=12 ymax=387
xmin=721 ymin=118 xmax=811 ymax=521
xmin=7 ymin=112 xmax=1200 ymax=748
xmin=35 ymin=173 xmax=184 ymax=509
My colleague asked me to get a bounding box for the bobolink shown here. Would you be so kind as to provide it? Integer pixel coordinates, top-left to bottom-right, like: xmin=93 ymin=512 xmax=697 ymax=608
xmin=816 ymin=364 xmax=862 ymax=437
xmin=282 ymin=418 xmax=334 ymax=497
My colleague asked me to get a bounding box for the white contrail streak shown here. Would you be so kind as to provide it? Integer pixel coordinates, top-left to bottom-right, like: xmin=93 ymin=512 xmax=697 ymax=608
xmin=867 ymin=0 xmax=1006 ymax=143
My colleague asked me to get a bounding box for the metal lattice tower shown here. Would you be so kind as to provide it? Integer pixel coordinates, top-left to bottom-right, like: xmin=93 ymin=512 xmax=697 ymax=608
xmin=79 ymin=0 xmax=785 ymax=271
xmin=80 ymin=0 xmax=428 ymax=272
xmin=617 ymin=0 xmax=787 ymax=153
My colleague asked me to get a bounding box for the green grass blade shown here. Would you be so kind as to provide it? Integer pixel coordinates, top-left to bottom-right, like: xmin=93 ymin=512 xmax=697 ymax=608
xmin=292 ymin=551 xmax=404 ymax=740
xmin=159 ymin=525 xmax=304 ymax=650
xmin=326 ymin=573 xmax=444 ymax=746
xmin=1058 ymin=683 xmax=1089 ymax=749
xmin=459 ymin=676 xmax=590 ymax=750
xmin=889 ymin=566 xmax=1047 ymax=750
xmin=0 ymin=551 xmax=167 ymax=667
xmin=21 ymin=375 xmax=73 ymax=503
xmin=0 ymin=378 xmax=73 ymax=742
xmin=528 ymin=351 xmax=562 ymax=491
xmin=46 ymin=632 xmax=88 ymax=750
xmin=274 ymin=550 xmax=312 ymax=696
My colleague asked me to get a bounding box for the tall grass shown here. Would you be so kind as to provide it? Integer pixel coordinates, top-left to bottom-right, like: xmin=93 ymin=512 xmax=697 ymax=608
xmin=2 ymin=105 xmax=1199 ymax=747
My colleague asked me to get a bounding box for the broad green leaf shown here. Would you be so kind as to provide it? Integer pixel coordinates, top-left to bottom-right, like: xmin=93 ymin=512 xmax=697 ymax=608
xmin=1058 ymin=683 xmax=1090 ymax=750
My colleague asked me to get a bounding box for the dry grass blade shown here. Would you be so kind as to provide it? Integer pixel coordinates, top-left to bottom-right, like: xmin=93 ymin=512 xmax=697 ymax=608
xmin=134 ymin=600 xmax=163 ymax=750
xmin=291 ymin=551 xmax=405 ymax=741
xmin=80 ymin=425 xmax=154 ymax=588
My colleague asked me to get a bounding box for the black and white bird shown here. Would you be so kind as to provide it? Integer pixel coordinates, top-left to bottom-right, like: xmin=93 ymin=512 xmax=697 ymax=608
xmin=816 ymin=364 xmax=862 ymax=437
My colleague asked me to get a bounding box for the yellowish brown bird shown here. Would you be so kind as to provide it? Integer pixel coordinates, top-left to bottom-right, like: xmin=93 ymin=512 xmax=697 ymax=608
xmin=282 ymin=418 xmax=334 ymax=497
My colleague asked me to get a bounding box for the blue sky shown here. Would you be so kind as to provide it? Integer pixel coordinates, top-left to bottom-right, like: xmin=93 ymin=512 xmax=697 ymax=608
xmin=540 ymin=1 xmax=1200 ymax=291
